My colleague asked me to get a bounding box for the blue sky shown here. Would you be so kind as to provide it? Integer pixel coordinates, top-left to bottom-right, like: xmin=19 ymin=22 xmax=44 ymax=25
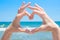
xmin=0 ymin=0 xmax=60 ymax=22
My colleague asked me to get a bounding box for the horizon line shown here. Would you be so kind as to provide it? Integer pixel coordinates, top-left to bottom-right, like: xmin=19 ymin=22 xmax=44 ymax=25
xmin=0 ymin=21 xmax=60 ymax=22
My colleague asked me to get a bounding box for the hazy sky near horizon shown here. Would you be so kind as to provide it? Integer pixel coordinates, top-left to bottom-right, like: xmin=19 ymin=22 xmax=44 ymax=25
xmin=0 ymin=0 xmax=60 ymax=22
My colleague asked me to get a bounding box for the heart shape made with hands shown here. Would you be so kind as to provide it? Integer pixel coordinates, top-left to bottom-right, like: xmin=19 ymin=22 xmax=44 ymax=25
xmin=18 ymin=2 xmax=43 ymax=31
xmin=17 ymin=2 xmax=46 ymax=33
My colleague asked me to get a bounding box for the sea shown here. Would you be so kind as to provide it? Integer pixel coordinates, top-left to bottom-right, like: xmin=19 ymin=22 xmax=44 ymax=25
xmin=0 ymin=21 xmax=60 ymax=40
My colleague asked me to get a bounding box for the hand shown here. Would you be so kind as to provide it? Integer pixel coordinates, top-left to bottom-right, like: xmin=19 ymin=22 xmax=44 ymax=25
xmin=6 ymin=2 xmax=31 ymax=32
xmin=2 ymin=3 xmax=60 ymax=40
xmin=28 ymin=4 xmax=59 ymax=32
xmin=31 ymin=28 xmax=37 ymax=34
xmin=31 ymin=25 xmax=47 ymax=33
xmin=25 ymin=29 xmax=30 ymax=33
xmin=28 ymin=4 xmax=46 ymax=18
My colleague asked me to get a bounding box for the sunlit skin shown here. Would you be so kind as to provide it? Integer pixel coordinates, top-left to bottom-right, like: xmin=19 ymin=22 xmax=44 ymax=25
xmin=1 ymin=2 xmax=31 ymax=40
xmin=28 ymin=4 xmax=60 ymax=40
xmin=2 ymin=2 xmax=60 ymax=40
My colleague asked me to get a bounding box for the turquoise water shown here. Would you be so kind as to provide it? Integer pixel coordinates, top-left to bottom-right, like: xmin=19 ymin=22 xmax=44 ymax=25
xmin=0 ymin=22 xmax=42 ymax=28
xmin=0 ymin=21 xmax=60 ymax=40
xmin=0 ymin=21 xmax=60 ymax=28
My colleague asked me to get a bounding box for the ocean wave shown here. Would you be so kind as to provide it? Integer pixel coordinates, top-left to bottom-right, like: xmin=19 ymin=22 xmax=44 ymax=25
xmin=0 ymin=28 xmax=6 ymax=31
xmin=0 ymin=26 xmax=36 ymax=31
xmin=23 ymin=26 xmax=36 ymax=31
xmin=0 ymin=24 xmax=6 ymax=28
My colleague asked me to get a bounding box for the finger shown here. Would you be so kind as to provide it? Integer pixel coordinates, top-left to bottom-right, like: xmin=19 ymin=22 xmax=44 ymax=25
xmin=18 ymin=2 xmax=31 ymax=13
xmin=31 ymin=28 xmax=38 ymax=33
xmin=25 ymin=29 xmax=30 ymax=33
xmin=18 ymin=2 xmax=26 ymax=13
xmin=25 ymin=11 xmax=31 ymax=16
xmin=31 ymin=25 xmax=46 ymax=32
xmin=25 ymin=11 xmax=34 ymax=20
xmin=33 ymin=10 xmax=40 ymax=14
xmin=33 ymin=10 xmax=46 ymax=16
xmin=35 ymin=3 xmax=40 ymax=8
xmin=30 ymin=12 xmax=34 ymax=19
xmin=18 ymin=2 xmax=31 ymax=14
xmin=19 ymin=2 xmax=25 ymax=9
xmin=39 ymin=24 xmax=49 ymax=31
xmin=28 ymin=6 xmax=39 ymax=10
xmin=35 ymin=3 xmax=44 ymax=11
xmin=32 ymin=10 xmax=46 ymax=19
xmin=21 ymin=2 xmax=31 ymax=9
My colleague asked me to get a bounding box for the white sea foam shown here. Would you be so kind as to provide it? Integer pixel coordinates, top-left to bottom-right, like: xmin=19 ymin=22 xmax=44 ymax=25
xmin=23 ymin=26 xmax=36 ymax=31
xmin=0 ymin=26 xmax=36 ymax=31
xmin=0 ymin=28 xmax=6 ymax=31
